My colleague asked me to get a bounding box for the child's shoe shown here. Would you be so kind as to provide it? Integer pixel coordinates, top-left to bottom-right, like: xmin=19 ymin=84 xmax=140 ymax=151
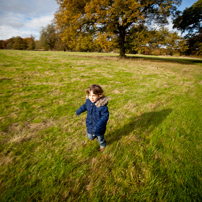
xmin=98 ymin=147 xmax=105 ymax=152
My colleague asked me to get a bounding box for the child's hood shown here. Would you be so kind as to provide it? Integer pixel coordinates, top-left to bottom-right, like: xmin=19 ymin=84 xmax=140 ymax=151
xmin=86 ymin=95 xmax=108 ymax=107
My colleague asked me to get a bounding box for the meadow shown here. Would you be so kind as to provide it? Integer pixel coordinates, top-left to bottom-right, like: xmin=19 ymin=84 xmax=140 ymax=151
xmin=0 ymin=50 xmax=202 ymax=201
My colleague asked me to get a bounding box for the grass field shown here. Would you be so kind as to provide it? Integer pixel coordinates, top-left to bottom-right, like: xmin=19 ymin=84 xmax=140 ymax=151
xmin=0 ymin=50 xmax=202 ymax=201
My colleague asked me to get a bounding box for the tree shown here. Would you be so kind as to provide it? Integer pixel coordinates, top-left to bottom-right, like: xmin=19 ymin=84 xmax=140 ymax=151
xmin=126 ymin=26 xmax=187 ymax=56
xmin=12 ymin=36 xmax=26 ymax=50
xmin=75 ymin=34 xmax=94 ymax=52
xmin=154 ymin=28 xmax=187 ymax=55
xmin=173 ymin=0 xmax=202 ymax=36
xmin=40 ymin=23 xmax=58 ymax=50
xmin=24 ymin=36 xmax=35 ymax=50
xmin=0 ymin=40 xmax=6 ymax=49
xmin=54 ymin=37 xmax=68 ymax=51
xmin=5 ymin=38 xmax=15 ymax=49
xmin=127 ymin=25 xmax=151 ymax=54
xmin=94 ymin=32 xmax=112 ymax=52
xmin=173 ymin=0 xmax=202 ymax=55
xmin=55 ymin=0 xmax=181 ymax=57
xmin=186 ymin=31 xmax=202 ymax=56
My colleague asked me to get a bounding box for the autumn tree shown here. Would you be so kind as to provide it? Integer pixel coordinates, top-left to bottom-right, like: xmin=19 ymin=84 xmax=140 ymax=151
xmin=24 ymin=36 xmax=35 ymax=50
xmin=0 ymin=40 xmax=6 ymax=49
xmin=127 ymin=26 xmax=187 ymax=55
xmin=54 ymin=37 xmax=68 ymax=51
xmin=94 ymin=32 xmax=113 ymax=52
xmin=5 ymin=38 xmax=15 ymax=49
xmin=0 ymin=37 xmax=36 ymax=50
xmin=126 ymin=24 xmax=151 ymax=54
xmin=12 ymin=36 xmax=26 ymax=50
xmin=54 ymin=0 xmax=181 ymax=57
xmin=149 ymin=27 xmax=187 ymax=55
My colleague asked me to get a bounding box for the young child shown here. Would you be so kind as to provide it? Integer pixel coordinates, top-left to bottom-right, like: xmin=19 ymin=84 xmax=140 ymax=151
xmin=76 ymin=84 xmax=109 ymax=151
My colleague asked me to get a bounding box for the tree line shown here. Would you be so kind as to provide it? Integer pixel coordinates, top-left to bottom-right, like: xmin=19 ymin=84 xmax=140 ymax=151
xmin=38 ymin=23 xmax=189 ymax=56
xmin=0 ymin=0 xmax=201 ymax=57
xmin=0 ymin=36 xmax=35 ymax=50
xmin=0 ymin=25 xmax=186 ymax=56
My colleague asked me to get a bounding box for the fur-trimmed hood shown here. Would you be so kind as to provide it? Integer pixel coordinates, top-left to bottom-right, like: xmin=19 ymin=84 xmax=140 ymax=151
xmin=86 ymin=95 xmax=108 ymax=108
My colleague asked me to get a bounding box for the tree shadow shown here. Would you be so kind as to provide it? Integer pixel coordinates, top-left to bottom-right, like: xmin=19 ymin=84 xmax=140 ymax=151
xmin=67 ymin=53 xmax=202 ymax=65
xmin=126 ymin=55 xmax=202 ymax=65
xmin=107 ymin=109 xmax=172 ymax=145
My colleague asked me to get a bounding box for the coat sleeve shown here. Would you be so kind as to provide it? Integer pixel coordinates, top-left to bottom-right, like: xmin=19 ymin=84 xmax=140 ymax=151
xmin=93 ymin=106 xmax=109 ymax=134
xmin=76 ymin=101 xmax=87 ymax=115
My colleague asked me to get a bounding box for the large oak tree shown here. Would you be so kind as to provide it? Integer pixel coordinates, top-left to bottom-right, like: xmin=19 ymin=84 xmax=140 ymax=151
xmin=55 ymin=0 xmax=181 ymax=57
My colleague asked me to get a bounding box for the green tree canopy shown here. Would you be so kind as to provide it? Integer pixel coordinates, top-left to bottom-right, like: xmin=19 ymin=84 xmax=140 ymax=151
xmin=40 ymin=23 xmax=58 ymax=50
xmin=12 ymin=36 xmax=26 ymax=50
xmin=54 ymin=0 xmax=181 ymax=57
xmin=173 ymin=0 xmax=202 ymax=36
xmin=173 ymin=0 xmax=202 ymax=56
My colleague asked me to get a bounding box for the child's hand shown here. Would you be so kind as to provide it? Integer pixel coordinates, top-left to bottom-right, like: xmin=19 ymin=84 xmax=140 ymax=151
xmin=74 ymin=113 xmax=79 ymax=118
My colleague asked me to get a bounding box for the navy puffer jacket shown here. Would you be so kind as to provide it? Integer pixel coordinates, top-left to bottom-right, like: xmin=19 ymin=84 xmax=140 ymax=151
xmin=76 ymin=96 xmax=109 ymax=136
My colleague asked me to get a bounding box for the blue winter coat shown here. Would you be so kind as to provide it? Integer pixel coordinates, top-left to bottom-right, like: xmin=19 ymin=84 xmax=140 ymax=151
xmin=76 ymin=96 xmax=109 ymax=136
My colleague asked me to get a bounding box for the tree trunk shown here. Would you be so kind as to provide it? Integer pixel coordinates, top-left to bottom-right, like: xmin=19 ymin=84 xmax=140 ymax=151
xmin=119 ymin=27 xmax=126 ymax=58
xmin=120 ymin=45 xmax=126 ymax=58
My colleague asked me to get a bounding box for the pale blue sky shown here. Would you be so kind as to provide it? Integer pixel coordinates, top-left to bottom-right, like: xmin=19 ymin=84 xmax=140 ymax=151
xmin=0 ymin=0 xmax=198 ymax=40
xmin=179 ymin=0 xmax=197 ymax=11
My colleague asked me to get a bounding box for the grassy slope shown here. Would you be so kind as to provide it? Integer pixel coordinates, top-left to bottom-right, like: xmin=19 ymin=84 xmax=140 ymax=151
xmin=0 ymin=50 xmax=202 ymax=201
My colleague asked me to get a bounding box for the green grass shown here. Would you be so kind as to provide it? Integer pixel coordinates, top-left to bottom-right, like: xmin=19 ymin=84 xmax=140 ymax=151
xmin=0 ymin=50 xmax=202 ymax=201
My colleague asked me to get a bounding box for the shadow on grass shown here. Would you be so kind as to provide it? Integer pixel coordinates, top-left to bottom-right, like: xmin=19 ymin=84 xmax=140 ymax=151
xmin=107 ymin=109 xmax=172 ymax=145
xmin=126 ymin=55 xmax=202 ymax=65
xmin=72 ymin=53 xmax=202 ymax=65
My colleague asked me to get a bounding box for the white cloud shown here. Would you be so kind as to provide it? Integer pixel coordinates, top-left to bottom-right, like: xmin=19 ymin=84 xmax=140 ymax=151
xmin=164 ymin=18 xmax=180 ymax=33
xmin=149 ymin=17 xmax=183 ymax=37
xmin=25 ymin=16 xmax=54 ymax=30
xmin=0 ymin=25 xmax=25 ymax=39
xmin=0 ymin=15 xmax=54 ymax=40
xmin=0 ymin=0 xmax=58 ymax=40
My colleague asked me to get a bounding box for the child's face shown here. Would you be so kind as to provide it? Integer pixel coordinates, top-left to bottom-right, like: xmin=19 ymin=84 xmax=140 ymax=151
xmin=89 ymin=91 xmax=99 ymax=103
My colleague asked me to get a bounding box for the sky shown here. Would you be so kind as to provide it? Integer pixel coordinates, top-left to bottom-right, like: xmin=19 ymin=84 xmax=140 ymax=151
xmin=0 ymin=0 xmax=198 ymax=40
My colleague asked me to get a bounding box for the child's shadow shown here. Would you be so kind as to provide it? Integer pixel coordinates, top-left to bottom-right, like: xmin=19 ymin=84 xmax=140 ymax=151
xmin=107 ymin=109 xmax=172 ymax=144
